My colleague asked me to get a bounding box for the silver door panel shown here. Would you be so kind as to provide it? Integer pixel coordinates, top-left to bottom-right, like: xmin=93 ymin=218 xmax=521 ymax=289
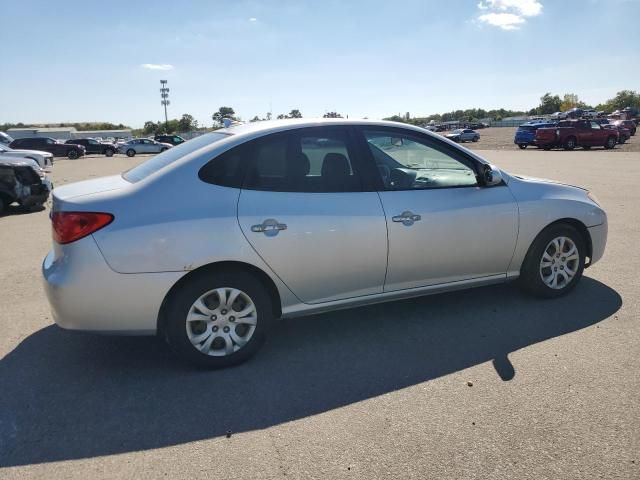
xmin=237 ymin=190 xmax=388 ymax=304
xmin=379 ymin=186 xmax=518 ymax=291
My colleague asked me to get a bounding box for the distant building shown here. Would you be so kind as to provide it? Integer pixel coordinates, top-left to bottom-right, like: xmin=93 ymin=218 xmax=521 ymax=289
xmin=7 ymin=127 xmax=132 ymax=141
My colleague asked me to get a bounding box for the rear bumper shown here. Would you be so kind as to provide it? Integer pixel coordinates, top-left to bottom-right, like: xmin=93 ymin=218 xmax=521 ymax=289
xmin=42 ymin=236 xmax=185 ymax=335
xmin=588 ymin=221 xmax=607 ymax=266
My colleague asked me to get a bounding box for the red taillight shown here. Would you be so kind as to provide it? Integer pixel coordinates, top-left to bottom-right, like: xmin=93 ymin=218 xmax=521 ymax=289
xmin=51 ymin=212 xmax=114 ymax=245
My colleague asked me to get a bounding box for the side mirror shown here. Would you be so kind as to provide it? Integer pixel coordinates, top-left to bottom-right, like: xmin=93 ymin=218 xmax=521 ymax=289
xmin=481 ymin=164 xmax=503 ymax=187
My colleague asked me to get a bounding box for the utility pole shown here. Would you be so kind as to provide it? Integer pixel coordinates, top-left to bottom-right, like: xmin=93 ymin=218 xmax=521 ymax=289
xmin=160 ymin=80 xmax=170 ymax=130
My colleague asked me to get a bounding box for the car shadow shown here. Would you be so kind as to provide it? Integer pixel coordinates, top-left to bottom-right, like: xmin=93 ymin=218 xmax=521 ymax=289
xmin=0 ymin=278 xmax=621 ymax=467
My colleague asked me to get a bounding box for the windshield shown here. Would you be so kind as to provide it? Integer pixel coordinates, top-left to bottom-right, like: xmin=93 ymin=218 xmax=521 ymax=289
xmin=451 ymin=129 xmax=463 ymax=134
xmin=123 ymin=132 xmax=231 ymax=182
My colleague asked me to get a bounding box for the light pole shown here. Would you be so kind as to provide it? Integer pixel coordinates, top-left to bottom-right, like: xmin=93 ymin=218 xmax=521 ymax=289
xmin=160 ymin=80 xmax=170 ymax=130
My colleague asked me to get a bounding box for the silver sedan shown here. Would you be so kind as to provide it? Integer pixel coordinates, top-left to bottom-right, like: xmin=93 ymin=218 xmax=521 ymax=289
xmin=43 ymin=119 xmax=607 ymax=368
xmin=118 ymin=138 xmax=173 ymax=157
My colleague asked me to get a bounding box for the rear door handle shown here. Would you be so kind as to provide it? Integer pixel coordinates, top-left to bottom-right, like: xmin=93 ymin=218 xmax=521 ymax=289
xmin=392 ymin=211 xmax=421 ymax=226
xmin=251 ymin=219 xmax=287 ymax=236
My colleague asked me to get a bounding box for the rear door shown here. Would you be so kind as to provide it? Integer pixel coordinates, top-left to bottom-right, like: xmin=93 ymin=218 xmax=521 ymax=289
xmin=357 ymin=127 xmax=518 ymax=291
xmin=237 ymin=126 xmax=388 ymax=304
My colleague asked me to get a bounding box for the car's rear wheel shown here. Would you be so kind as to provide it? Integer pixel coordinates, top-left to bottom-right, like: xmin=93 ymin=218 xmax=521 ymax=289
xmin=126 ymin=149 xmax=136 ymax=157
xmin=163 ymin=270 xmax=274 ymax=368
xmin=518 ymin=144 xmax=527 ymax=149
xmin=472 ymin=137 xmax=479 ymax=142
xmin=105 ymin=148 xmax=115 ymax=157
xmin=519 ymin=224 xmax=585 ymax=298
xmin=563 ymin=137 xmax=576 ymax=150
xmin=67 ymin=150 xmax=79 ymax=159
xmin=604 ymin=136 xmax=617 ymax=149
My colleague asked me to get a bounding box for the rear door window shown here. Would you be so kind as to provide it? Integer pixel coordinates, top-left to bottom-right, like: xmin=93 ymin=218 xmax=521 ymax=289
xmin=243 ymin=127 xmax=363 ymax=193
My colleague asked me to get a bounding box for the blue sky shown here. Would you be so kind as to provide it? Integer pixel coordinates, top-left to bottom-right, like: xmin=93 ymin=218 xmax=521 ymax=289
xmin=2 ymin=0 xmax=639 ymax=127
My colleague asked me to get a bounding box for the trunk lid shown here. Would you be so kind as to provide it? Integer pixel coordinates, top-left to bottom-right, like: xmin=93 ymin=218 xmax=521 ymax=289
xmin=51 ymin=174 xmax=131 ymax=212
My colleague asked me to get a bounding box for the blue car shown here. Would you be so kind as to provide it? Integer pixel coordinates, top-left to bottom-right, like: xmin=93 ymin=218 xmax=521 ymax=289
xmin=514 ymin=122 xmax=557 ymax=149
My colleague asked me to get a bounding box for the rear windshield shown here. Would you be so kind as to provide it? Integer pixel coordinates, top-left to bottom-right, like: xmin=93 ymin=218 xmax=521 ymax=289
xmin=123 ymin=132 xmax=230 ymax=182
xmin=518 ymin=125 xmax=536 ymax=131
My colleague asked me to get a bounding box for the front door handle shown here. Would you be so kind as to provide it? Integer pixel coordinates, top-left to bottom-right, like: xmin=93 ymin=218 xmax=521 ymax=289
xmin=392 ymin=211 xmax=421 ymax=226
xmin=251 ymin=218 xmax=288 ymax=236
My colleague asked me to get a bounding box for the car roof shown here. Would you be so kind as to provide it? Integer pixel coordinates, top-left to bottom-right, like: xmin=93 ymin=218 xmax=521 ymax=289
xmin=222 ymin=118 xmax=434 ymax=138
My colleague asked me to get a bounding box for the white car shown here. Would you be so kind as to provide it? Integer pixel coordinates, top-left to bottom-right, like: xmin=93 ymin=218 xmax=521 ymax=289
xmin=0 ymin=145 xmax=54 ymax=169
xmin=582 ymin=109 xmax=598 ymax=119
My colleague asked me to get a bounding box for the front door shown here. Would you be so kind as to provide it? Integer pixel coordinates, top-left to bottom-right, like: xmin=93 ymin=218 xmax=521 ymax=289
xmin=358 ymin=127 xmax=518 ymax=292
xmin=237 ymin=126 xmax=388 ymax=304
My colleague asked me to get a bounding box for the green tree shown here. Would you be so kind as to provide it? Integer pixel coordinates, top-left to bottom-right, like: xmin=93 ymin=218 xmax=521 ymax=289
xmin=323 ymin=111 xmax=343 ymax=118
xmin=603 ymin=90 xmax=640 ymax=111
xmin=212 ymin=107 xmax=237 ymax=127
xmin=288 ymin=109 xmax=302 ymax=118
xmin=536 ymin=93 xmax=562 ymax=115
xmin=177 ymin=114 xmax=198 ymax=132
xmin=142 ymin=121 xmax=159 ymax=135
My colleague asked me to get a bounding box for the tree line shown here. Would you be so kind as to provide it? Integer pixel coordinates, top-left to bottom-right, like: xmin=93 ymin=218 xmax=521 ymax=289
xmin=3 ymin=90 xmax=637 ymax=135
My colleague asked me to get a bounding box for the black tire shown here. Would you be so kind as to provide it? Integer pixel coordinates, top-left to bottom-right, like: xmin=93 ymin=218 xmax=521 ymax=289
xmin=582 ymin=145 xmax=591 ymax=150
xmin=563 ymin=136 xmax=576 ymax=150
xmin=472 ymin=137 xmax=479 ymax=142
xmin=160 ymin=147 xmax=168 ymax=152
xmin=126 ymin=149 xmax=136 ymax=157
xmin=604 ymin=136 xmax=616 ymax=149
xmin=105 ymin=148 xmax=115 ymax=157
xmin=543 ymin=146 xmax=552 ymax=151
xmin=518 ymin=144 xmax=527 ymax=149
xmin=0 ymin=196 xmax=6 ymax=215
xmin=619 ymin=138 xmax=626 ymax=144
xmin=67 ymin=149 xmax=79 ymax=159
xmin=519 ymin=223 xmax=586 ymax=298
xmin=163 ymin=269 xmax=274 ymax=368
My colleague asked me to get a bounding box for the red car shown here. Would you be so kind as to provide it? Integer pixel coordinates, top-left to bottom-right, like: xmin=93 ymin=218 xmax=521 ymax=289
xmin=610 ymin=120 xmax=636 ymax=136
xmin=536 ymin=120 xmax=619 ymax=151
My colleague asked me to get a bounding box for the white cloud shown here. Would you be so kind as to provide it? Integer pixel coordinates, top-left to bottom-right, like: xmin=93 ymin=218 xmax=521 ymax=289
xmin=478 ymin=12 xmax=527 ymax=30
xmin=476 ymin=0 xmax=542 ymax=30
xmin=249 ymin=17 xmax=257 ymax=22
xmin=140 ymin=64 xmax=174 ymax=71
xmin=477 ymin=0 xmax=543 ymax=16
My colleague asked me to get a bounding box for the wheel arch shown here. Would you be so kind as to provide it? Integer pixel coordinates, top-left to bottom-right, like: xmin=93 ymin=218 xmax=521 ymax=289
xmin=536 ymin=218 xmax=593 ymax=266
xmin=157 ymin=260 xmax=282 ymax=335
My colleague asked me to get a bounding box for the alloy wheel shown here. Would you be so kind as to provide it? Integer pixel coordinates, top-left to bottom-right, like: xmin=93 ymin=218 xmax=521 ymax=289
xmin=185 ymin=287 xmax=258 ymax=356
xmin=539 ymin=236 xmax=579 ymax=289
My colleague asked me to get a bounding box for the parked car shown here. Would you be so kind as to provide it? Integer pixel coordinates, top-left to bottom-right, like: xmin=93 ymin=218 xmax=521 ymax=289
xmin=0 ymin=132 xmax=14 ymax=145
xmin=66 ymin=138 xmax=117 ymax=157
xmin=0 ymin=144 xmax=54 ymax=168
xmin=43 ymin=119 xmax=608 ymax=368
xmin=550 ymin=112 xmax=568 ymax=121
xmin=514 ymin=122 xmax=557 ymax=149
xmin=0 ymin=158 xmax=51 ymax=214
xmin=535 ymin=120 xmax=619 ymax=150
xmin=610 ymin=119 xmax=636 ymax=136
xmin=582 ymin=109 xmax=598 ymax=119
xmin=445 ymin=128 xmax=479 ymax=143
xmin=9 ymin=137 xmax=85 ymax=159
xmin=566 ymin=108 xmax=584 ymax=119
xmin=595 ymin=119 xmax=631 ymax=144
xmin=118 ymin=138 xmax=173 ymax=157
xmin=154 ymin=134 xmax=186 ymax=146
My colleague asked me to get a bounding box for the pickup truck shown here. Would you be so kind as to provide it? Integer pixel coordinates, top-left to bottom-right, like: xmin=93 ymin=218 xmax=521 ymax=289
xmin=535 ymin=119 xmax=619 ymax=150
xmin=9 ymin=137 xmax=86 ymax=159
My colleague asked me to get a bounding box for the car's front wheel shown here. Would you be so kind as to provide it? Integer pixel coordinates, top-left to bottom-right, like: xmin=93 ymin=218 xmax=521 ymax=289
xmin=126 ymin=149 xmax=136 ymax=157
xmin=518 ymin=144 xmax=527 ymax=149
xmin=105 ymin=148 xmax=115 ymax=157
xmin=160 ymin=147 xmax=168 ymax=152
xmin=519 ymin=224 xmax=585 ymax=298
xmin=163 ymin=270 xmax=274 ymax=368
xmin=67 ymin=149 xmax=79 ymax=159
